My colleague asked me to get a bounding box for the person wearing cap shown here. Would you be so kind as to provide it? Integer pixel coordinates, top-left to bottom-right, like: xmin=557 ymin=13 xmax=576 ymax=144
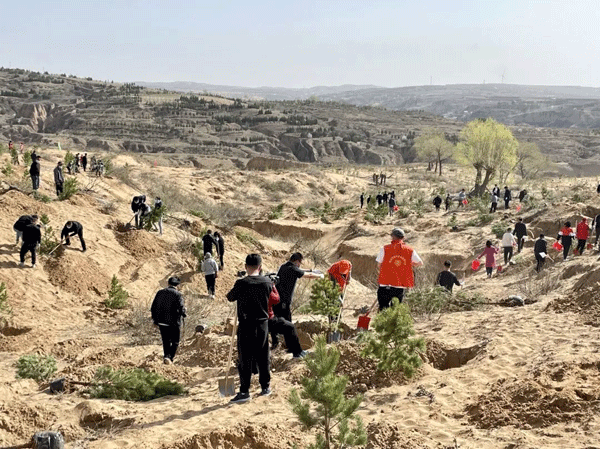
xmin=227 ymin=254 xmax=274 ymax=403
xmin=375 ymin=228 xmax=423 ymax=310
xmin=53 ymin=161 xmax=64 ymax=197
xmin=151 ymin=276 xmax=186 ymax=365
xmin=29 ymin=155 xmax=41 ymax=191
xmin=327 ymin=260 xmax=352 ymax=293
xmin=60 ymin=221 xmax=87 ymax=252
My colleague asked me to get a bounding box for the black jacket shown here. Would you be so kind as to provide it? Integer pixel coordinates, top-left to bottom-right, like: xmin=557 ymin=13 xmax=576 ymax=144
xmin=14 ymin=215 xmax=35 ymax=232
xmin=22 ymin=224 xmax=41 ymax=247
xmin=61 ymin=221 xmax=83 ymax=239
xmin=433 ymin=196 xmax=442 ymax=206
xmin=151 ymin=286 xmax=186 ymax=326
xmin=514 ymin=222 xmax=527 ymax=238
xmin=202 ymin=234 xmax=217 ymax=255
xmin=216 ymin=236 xmax=225 ymax=255
xmin=504 ymin=189 xmax=512 ymax=201
xmin=29 ymin=160 xmax=40 ymax=176
xmin=534 ymin=238 xmax=547 ymax=257
xmin=227 ymin=275 xmax=273 ymax=322
xmin=131 ymin=196 xmax=144 ymax=213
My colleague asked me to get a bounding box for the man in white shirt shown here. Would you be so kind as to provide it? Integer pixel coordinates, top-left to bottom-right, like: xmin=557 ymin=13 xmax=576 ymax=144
xmin=501 ymin=228 xmax=517 ymax=265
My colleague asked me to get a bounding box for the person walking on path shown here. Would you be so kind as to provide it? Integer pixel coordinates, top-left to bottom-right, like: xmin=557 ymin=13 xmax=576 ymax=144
xmin=388 ymin=196 xmax=396 ymax=216
xmin=534 ymin=234 xmax=547 ymax=272
xmin=457 ymin=189 xmax=466 ymax=208
xmin=327 ymin=260 xmax=352 ymax=293
xmin=513 ymin=218 xmax=527 ymax=253
xmin=360 ymin=193 xmax=364 ymax=209
xmin=501 ymin=228 xmax=517 ymax=265
xmin=81 ymin=153 xmax=88 ymax=172
xmin=20 ymin=221 xmax=42 ymax=268
xmin=445 ymin=193 xmax=451 ymax=211
xmin=557 ymin=221 xmax=575 ymax=261
xmin=576 ymin=218 xmax=590 ymax=255
xmin=202 ymin=230 xmax=217 ymax=256
xmin=593 ymin=213 xmax=600 ymax=248
xmin=53 ymin=161 xmax=64 ymax=197
xmin=151 ymin=276 xmax=186 ymax=365
xmin=201 ymin=252 xmax=219 ymax=299
xmin=489 ymin=192 xmax=498 ymax=213
xmin=437 ymin=260 xmax=462 ymax=292
xmin=30 ymin=155 xmax=41 ymax=191
xmin=366 ymin=195 xmax=371 ymax=206
xmin=61 ymin=221 xmax=87 ymax=252
xmin=478 ymin=240 xmax=499 ymax=278
xmin=433 ymin=195 xmax=442 ymax=212
xmin=214 ymin=231 xmax=225 ymax=268
xmin=376 ymin=228 xmax=423 ymax=310
xmin=504 ymin=186 xmax=512 ymax=209
xmin=227 ymin=254 xmax=274 ymax=403
xmin=492 ymin=184 xmax=500 ymax=197
xmin=13 ymin=214 xmax=38 ymax=245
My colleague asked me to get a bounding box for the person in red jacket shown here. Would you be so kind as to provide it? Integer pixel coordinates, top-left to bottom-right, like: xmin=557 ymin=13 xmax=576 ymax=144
xmin=576 ymin=218 xmax=590 ymax=255
xmin=327 ymin=260 xmax=352 ymax=293
xmin=557 ymin=221 xmax=575 ymax=261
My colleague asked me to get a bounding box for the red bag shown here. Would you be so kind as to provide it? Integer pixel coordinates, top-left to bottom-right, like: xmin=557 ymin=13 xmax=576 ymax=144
xmin=471 ymin=260 xmax=481 ymax=270
xmin=553 ymin=241 xmax=563 ymax=251
xmin=462 ymin=199 xmax=468 ymax=205
xmin=393 ymin=205 xmax=399 ymax=211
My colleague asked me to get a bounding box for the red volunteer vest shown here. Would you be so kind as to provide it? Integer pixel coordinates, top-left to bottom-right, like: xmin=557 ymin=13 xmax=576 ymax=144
xmin=378 ymin=240 xmax=415 ymax=288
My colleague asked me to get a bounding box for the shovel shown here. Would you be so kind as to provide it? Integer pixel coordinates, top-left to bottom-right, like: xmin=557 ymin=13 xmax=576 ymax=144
xmin=47 ymin=239 xmax=64 ymax=256
xmin=329 ymin=286 xmax=347 ymax=343
xmin=219 ymin=312 xmax=237 ymax=397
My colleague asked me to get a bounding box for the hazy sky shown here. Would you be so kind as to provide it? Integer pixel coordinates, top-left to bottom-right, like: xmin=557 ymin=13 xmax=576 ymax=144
xmin=2 ymin=0 xmax=599 ymax=88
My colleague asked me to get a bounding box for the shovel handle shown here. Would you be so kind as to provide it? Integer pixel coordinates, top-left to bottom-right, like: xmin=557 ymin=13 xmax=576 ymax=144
xmin=223 ymin=311 xmax=238 ymax=391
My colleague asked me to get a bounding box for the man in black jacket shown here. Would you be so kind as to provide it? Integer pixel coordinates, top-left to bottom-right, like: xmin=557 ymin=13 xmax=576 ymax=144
xmin=437 ymin=260 xmax=462 ymax=292
xmin=534 ymin=234 xmax=547 ymax=272
xmin=61 ymin=221 xmax=86 ymax=252
xmin=504 ymin=186 xmax=512 ymax=210
xmin=214 ymin=231 xmax=225 ymax=268
xmin=20 ymin=222 xmax=41 ymax=268
xmin=13 ymin=214 xmax=38 ymax=245
xmin=202 ymin=230 xmax=217 ymax=256
xmin=513 ymin=218 xmax=527 ymax=253
xmin=227 ymin=254 xmax=274 ymax=403
xmin=433 ymin=195 xmax=442 ymax=212
xmin=131 ymin=195 xmax=144 ymax=228
xmin=30 ymin=155 xmax=41 ymax=191
xmin=151 ymin=276 xmax=186 ymax=364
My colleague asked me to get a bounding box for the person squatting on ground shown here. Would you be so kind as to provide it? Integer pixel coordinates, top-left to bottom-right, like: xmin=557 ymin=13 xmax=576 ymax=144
xmin=61 ymin=221 xmax=87 ymax=252
xmin=13 ymin=214 xmax=38 ymax=245
xmin=20 ymin=220 xmax=42 ymax=268
xmin=576 ymin=218 xmax=590 ymax=255
xmin=437 ymin=260 xmax=462 ymax=292
xmin=478 ymin=240 xmax=499 ymax=278
xmin=201 ymin=252 xmax=219 ymax=299
xmin=30 ymin=155 xmax=41 ymax=191
xmin=214 ymin=231 xmax=225 ymax=268
xmin=151 ymin=276 xmax=186 ymax=365
xmin=433 ymin=194 xmax=442 ymax=212
xmin=501 ymin=228 xmax=517 ymax=265
xmin=227 ymin=254 xmax=274 ymax=403
xmin=267 ymin=281 xmax=307 ymax=358
xmin=53 ymin=161 xmax=64 ymax=197
xmin=534 ymin=234 xmax=547 ymax=272
xmin=514 ymin=218 xmax=527 ymax=253
xmin=376 ymin=228 xmax=423 ymax=310
xmin=558 ymin=221 xmax=575 ymax=261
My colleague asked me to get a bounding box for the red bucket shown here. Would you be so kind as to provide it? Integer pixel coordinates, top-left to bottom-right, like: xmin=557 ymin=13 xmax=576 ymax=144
xmin=553 ymin=241 xmax=563 ymax=251
xmin=587 ymin=243 xmax=594 ymax=250
xmin=393 ymin=205 xmax=399 ymax=211
xmin=516 ymin=205 xmax=522 ymax=212
xmin=462 ymin=199 xmax=468 ymax=205
xmin=471 ymin=259 xmax=481 ymax=270
xmin=497 ymin=265 xmax=503 ymax=273
xmin=357 ymin=315 xmax=371 ymax=330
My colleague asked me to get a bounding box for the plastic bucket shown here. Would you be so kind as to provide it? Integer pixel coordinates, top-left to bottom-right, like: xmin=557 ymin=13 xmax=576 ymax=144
xmin=497 ymin=265 xmax=503 ymax=273
xmin=471 ymin=259 xmax=481 ymax=270
xmin=357 ymin=315 xmax=371 ymax=330
xmin=553 ymin=241 xmax=563 ymax=251
xmin=587 ymin=243 xmax=594 ymax=250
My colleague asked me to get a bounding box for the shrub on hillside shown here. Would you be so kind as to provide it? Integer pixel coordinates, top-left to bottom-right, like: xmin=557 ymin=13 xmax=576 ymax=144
xmin=1 ymin=162 xmax=14 ymax=176
xmin=105 ymin=275 xmax=129 ymax=309
xmin=15 ymin=354 xmax=57 ymax=382
xmin=0 ymin=282 xmax=11 ymax=328
xmin=58 ymin=177 xmax=79 ymax=201
xmin=39 ymin=226 xmax=61 ymax=255
xmin=491 ymin=221 xmax=509 ymax=239
xmin=308 ymin=278 xmax=341 ymax=331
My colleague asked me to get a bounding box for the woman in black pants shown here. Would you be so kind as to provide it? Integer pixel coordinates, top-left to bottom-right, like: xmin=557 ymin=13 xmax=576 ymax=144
xmin=558 ymin=221 xmax=575 ymax=261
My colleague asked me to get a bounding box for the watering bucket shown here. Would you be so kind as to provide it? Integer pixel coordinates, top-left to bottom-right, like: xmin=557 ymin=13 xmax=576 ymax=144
xmin=393 ymin=205 xmax=399 ymax=211
xmin=471 ymin=260 xmax=481 ymax=270
xmin=357 ymin=315 xmax=371 ymax=330
xmin=588 ymin=243 xmax=594 ymax=250
xmin=462 ymin=199 xmax=468 ymax=205
xmin=553 ymin=241 xmax=563 ymax=251
xmin=516 ymin=204 xmax=522 ymax=212
xmin=497 ymin=265 xmax=503 ymax=273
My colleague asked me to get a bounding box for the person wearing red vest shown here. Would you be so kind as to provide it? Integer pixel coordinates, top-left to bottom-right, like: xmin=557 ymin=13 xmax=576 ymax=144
xmin=327 ymin=260 xmax=352 ymax=293
xmin=576 ymin=218 xmax=590 ymax=255
xmin=376 ymin=228 xmax=423 ymax=310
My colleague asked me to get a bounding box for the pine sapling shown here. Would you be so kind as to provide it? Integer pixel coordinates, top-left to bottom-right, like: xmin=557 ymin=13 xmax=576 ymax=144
xmin=105 ymin=275 xmax=130 ymax=309
xmin=0 ymin=282 xmax=11 ymax=327
xmin=360 ymin=299 xmax=425 ymax=376
xmin=308 ymin=278 xmax=341 ymax=332
xmin=288 ymin=335 xmax=367 ymax=449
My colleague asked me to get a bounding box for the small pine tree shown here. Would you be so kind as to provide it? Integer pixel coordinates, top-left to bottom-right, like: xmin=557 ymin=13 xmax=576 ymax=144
xmin=10 ymin=146 xmax=19 ymax=165
xmin=308 ymin=278 xmax=341 ymax=331
xmin=23 ymin=150 xmax=32 ymax=166
xmin=15 ymin=354 xmax=57 ymax=382
xmin=0 ymin=282 xmax=11 ymax=327
xmin=288 ymin=335 xmax=367 ymax=449
xmin=360 ymin=299 xmax=425 ymax=376
xmin=143 ymin=205 xmax=165 ymax=232
xmin=39 ymin=226 xmax=61 ymax=255
xmin=58 ymin=177 xmax=79 ymax=201
xmin=63 ymin=149 xmax=75 ymax=166
xmin=105 ymin=275 xmax=129 ymax=309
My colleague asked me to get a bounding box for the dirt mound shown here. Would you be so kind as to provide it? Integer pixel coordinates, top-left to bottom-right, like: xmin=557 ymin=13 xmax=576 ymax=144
xmin=114 ymin=229 xmax=169 ymax=259
xmin=425 ymin=339 xmax=487 ymax=370
xmin=466 ymin=377 xmax=596 ymax=429
xmin=550 ymin=266 xmax=600 ymax=326
xmin=44 ymin=253 xmax=111 ymax=297
xmin=336 ymin=341 xmax=407 ymax=394
xmin=162 ymin=424 xmax=302 ymax=449
xmin=366 ymin=422 xmax=430 ymax=449
xmin=0 ymin=189 xmax=53 ymax=216
xmin=179 ymin=332 xmax=233 ymax=368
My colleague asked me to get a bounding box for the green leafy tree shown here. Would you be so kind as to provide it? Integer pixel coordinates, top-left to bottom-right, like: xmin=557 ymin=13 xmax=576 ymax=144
xmin=23 ymin=150 xmax=32 ymax=166
xmin=9 ymin=146 xmax=19 ymax=165
xmin=414 ymin=128 xmax=454 ymax=175
xmin=308 ymin=278 xmax=341 ymax=331
xmin=360 ymin=299 xmax=425 ymax=376
xmin=16 ymin=354 xmax=57 ymax=382
xmin=456 ymin=119 xmax=518 ymax=196
xmin=288 ymin=335 xmax=367 ymax=449
xmin=105 ymin=275 xmax=130 ymax=309
xmin=515 ymin=141 xmax=550 ymax=180
xmin=58 ymin=177 xmax=79 ymax=201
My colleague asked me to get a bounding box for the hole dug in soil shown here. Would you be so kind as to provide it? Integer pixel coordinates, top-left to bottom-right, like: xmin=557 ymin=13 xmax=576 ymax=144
xmin=425 ymin=339 xmax=487 ymax=370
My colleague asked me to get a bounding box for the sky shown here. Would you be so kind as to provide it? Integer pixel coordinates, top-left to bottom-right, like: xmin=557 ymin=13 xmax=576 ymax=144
xmin=2 ymin=0 xmax=600 ymax=88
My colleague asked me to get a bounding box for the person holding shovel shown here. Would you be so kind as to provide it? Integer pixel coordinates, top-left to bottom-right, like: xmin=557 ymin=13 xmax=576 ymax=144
xmin=61 ymin=221 xmax=86 ymax=252
xmin=151 ymin=276 xmax=186 ymax=365
xmin=327 ymin=260 xmax=352 ymax=293
xmin=375 ymin=228 xmax=423 ymax=310
xmin=227 ymin=254 xmax=274 ymax=403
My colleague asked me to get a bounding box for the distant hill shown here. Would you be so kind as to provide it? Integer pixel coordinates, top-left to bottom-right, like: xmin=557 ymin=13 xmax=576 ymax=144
xmin=135 ymin=81 xmax=382 ymax=101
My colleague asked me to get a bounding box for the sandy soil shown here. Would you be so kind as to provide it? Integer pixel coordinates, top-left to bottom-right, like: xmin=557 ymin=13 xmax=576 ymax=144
xmin=1 ymin=150 xmax=600 ymax=448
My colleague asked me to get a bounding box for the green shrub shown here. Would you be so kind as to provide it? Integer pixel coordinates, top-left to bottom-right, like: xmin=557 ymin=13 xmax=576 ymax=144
xmin=39 ymin=226 xmax=61 ymax=255
xmin=491 ymin=221 xmax=508 ymax=239
xmin=23 ymin=150 xmax=32 ymax=166
xmin=308 ymin=278 xmax=341 ymax=330
xmin=105 ymin=275 xmax=130 ymax=309
xmin=296 ymin=206 xmax=307 ymax=217
xmin=268 ymin=203 xmax=284 ymax=220
xmin=1 ymin=162 xmax=14 ymax=176
xmin=188 ymin=209 xmax=206 ymax=219
xmin=235 ymin=231 xmax=260 ymax=248
xmin=143 ymin=205 xmax=165 ymax=231
xmin=360 ymin=299 xmax=425 ymax=376
xmin=35 ymin=192 xmax=52 ymax=203
xmin=477 ymin=210 xmax=493 ymax=225
xmin=448 ymin=214 xmax=458 ymax=230
xmin=288 ymin=335 xmax=367 ymax=449
xmin=403 ymin=286 xmax=451 ymax=318
xmin=58 ymin=177 xmax=79 ymax=201
xmin=88 ymin=366 xmax=185 ymax=401
xmin=40 ymin=214 xmax=50 ymax=225
xmin=63 ymin=149 xmax=75 ymax=166
xmin=15 ymin=354 xmax=57 ymax=382
xmin=0 ymin=282 xmax=11 ymax=327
